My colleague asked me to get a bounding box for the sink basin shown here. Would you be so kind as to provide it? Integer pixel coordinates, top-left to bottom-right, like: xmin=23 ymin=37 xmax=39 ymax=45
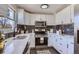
xmin=15 ymin=36 xmax=27 ymax=39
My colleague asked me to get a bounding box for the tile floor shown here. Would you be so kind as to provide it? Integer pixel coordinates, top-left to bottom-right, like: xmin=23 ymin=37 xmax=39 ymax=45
xmin=30 ymin=46 xmax=59 ymax=54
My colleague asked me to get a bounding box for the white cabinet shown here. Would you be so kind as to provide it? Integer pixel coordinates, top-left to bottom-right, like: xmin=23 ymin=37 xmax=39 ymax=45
xmin=0 ymin=4 xmax=8 ymax=17
xmin=30 ymin=14 xmax=36 ymax=25
xmin=18 ymin=8 xmax=31 ymax=25
xmin=70 ymin=5 xmax=74 ymax=23
xmin=24 ymin=12 xmax=30 ymax=25
xmin=56 ymin=5 xmax=74 ymax=25
xmin=30 ymin=14 xmax=55 ymax=25
xmin=46 ymin=15 xmax=55 ymax=25
xmin=51 ymin=34 xmax=56 ymax=47
xmin=48 ymin=33 xmax=74 ymax=54
xmin=41 ymin=15 xmax=46 ymax=21
xmin=17 ymin=9 xmax=25 ymax=25
xmin=62 ymin=6 xmax=71 ymax=24
xmin=30 ymin=14 xmax=47 ymax=25
xmin=35 ymin=14 xmax=46 ymax=21
xmin=66 ymin=36 xmax=74 ymax=54
xmin=48 ymin=33 xmax=53 ymax=47
xmin=56 ymin=12 xmax=63 ymax=25
xmin=29 ymin=33 xmax=35 ymax=48
xmin=58 ymin=36 xmax=67 ymax=54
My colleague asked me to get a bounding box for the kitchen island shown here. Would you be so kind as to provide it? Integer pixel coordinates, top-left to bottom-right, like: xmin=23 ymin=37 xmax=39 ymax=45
xmin=3 ymin=33 xmax=31 ymax=54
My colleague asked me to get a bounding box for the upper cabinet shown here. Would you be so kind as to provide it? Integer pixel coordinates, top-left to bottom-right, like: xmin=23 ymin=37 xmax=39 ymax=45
xmin=56 ymin=5 xmax=74 ymax=25
xmin=24 ymin=12 xmax=31 ymax=25
xmin=0 ymin=4 xmax=8 ymax=17
xmin=30 ymin=14 xmax=36 ymax=25
xmin=17 ymin=8 xmax=30 ymax=25
xmin=30 ymin=14 xmax=55 ymax=25
xmin=46 ymin=15 xmax=55 ymax=25
xmin=34 ymin=14 xmax=47 ymax=21
xmin=56 ymin=12 xmax=63 ymax=25
xmin=30 ymin=14 xmax=47 ymax=25
xmin=17 ymin=9 xmax=25 ymax=25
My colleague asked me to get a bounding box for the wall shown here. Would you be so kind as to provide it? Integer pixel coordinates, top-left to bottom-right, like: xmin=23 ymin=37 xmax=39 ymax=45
xmin=74 ymin=4 xmax=79 ymax=53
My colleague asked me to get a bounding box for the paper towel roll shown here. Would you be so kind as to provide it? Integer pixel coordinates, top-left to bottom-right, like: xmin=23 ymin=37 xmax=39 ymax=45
xmin=40 ymin=37 xmax=44 ymax=43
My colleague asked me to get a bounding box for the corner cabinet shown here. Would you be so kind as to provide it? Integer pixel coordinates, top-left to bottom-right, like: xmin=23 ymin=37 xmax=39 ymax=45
xmin=0 ymin=4 xmax=8 ymax=17
xmin=62 ymin=5 xmax=74 ymax=24
xmin=56 ymin=5 xmax=74 ymax=25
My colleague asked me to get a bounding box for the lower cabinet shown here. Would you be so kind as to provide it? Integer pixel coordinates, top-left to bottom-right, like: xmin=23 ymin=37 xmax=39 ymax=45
xmin=48 ymin=33 xmax=53 ymax=47
xmin=66 ymin=36 xmax=74 ymax=54
xmin=29 ymin=33 xmax=35 ymax=48
xmin=58 ymin=37 xmax=67 ymax=54
xmin=48 ymin=33 xmax=74 ymax=54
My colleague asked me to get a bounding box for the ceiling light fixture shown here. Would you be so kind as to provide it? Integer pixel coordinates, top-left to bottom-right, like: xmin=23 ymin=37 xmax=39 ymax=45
xmin=41 ymin=4 xmax=49 ymax=9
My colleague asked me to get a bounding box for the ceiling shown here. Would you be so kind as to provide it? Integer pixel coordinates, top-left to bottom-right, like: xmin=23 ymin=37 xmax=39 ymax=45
xmin=16 ymin=4 xmax=70 ymax=14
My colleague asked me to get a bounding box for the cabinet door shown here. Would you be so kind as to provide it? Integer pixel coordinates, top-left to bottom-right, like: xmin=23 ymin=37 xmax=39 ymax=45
xmin=35 ymin=14 xmax=40 ymax=21
xmin=24 ymin=12 xmax=30 ymax=25
xmin=30 ymin=14 xmax=36 ymax=25
xmin=48 ymin=33 xmax=53 ymax=47
xmin=70 ymin=5 xmax=74 ymax=23
xmin=54 ymin=35 xmax=60 ymax=51
xmin=52 ymin=34 xmax=56 ymax=47
xmin=56 ymin=12 xmax=62 ymax=25
xmin=59 ymin=36 xmax=67 ymax=54
xmin=29 ymin=33 xmax=35 ymax=48
xmin=62 ymin=6 xmax=71 ymax=24
xmin=67 ymin=36 xmax=74 ymax=54
xmin=46 ymin=15 xmax=55 ymax=25
xmin=40 ymin=15 xmax=46 ymax=21
xmin=18 ymin=9 xmax=25 ymax=25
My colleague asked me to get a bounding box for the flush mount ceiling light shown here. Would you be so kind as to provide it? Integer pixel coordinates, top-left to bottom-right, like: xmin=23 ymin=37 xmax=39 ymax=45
xmin=41 ymin=4 xmax=49 ymax=9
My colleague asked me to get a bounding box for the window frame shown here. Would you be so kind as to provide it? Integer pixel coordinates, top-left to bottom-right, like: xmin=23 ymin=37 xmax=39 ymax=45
xmin=7 ymin=7 xmax=15 ymax=20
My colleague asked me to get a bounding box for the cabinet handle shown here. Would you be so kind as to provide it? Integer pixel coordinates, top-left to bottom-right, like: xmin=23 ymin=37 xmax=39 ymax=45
xmin=60 ymin=38 xmax=62 ymax=40
xmin=67 ymin=44 xmax=69 ymax=48
xmin=56 ymin=39 xmax=57 ymax=42
xmin=60 ymin=43 xmax=62 ymax=45
xmin=70 ymin=19 xmax=72 ymax=23
xmin=71 ymin=42 xmax=74 ymax=44
xmin=59 ymin=50 xmax=63 ymax=52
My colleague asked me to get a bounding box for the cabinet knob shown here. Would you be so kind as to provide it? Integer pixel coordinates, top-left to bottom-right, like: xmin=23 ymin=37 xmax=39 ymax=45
xmin=71 ymin=42 xmax=74 ymax=44
xmin=56 ymin=39 xmax=57 ymax=42
xmin=60 ymin=38 xmax=62 ymax=40
xmin=59 ymin=50 xmax=63 ymax=52
xmin=60 ymin=43 xmax=62 ymax=45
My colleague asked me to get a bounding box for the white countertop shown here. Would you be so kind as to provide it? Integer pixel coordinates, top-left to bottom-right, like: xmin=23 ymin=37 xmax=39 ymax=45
xmin=48 ymin=32 xmax=74 ymax=37
xmin=3 ymin=34 xmax=30 ymax=54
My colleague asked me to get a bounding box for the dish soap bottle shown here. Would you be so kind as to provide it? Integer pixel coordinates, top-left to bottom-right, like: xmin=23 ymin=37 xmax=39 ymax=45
xmin=0 ymin=31 xmax=4 ymax=54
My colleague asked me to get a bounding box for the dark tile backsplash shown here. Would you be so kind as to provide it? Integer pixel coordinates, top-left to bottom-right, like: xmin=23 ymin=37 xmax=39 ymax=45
xmin=55 ymin=24 xmax=74 ymax=35
xmin=63 ymin=24 xmax=74 ymax=35
xmin=17 ymin=24 xmax=74 ymax=35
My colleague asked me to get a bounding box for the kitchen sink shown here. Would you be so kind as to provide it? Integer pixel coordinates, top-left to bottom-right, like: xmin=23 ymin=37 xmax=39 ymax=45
xmin=15 ymin=36 xmax=27 ymax=39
